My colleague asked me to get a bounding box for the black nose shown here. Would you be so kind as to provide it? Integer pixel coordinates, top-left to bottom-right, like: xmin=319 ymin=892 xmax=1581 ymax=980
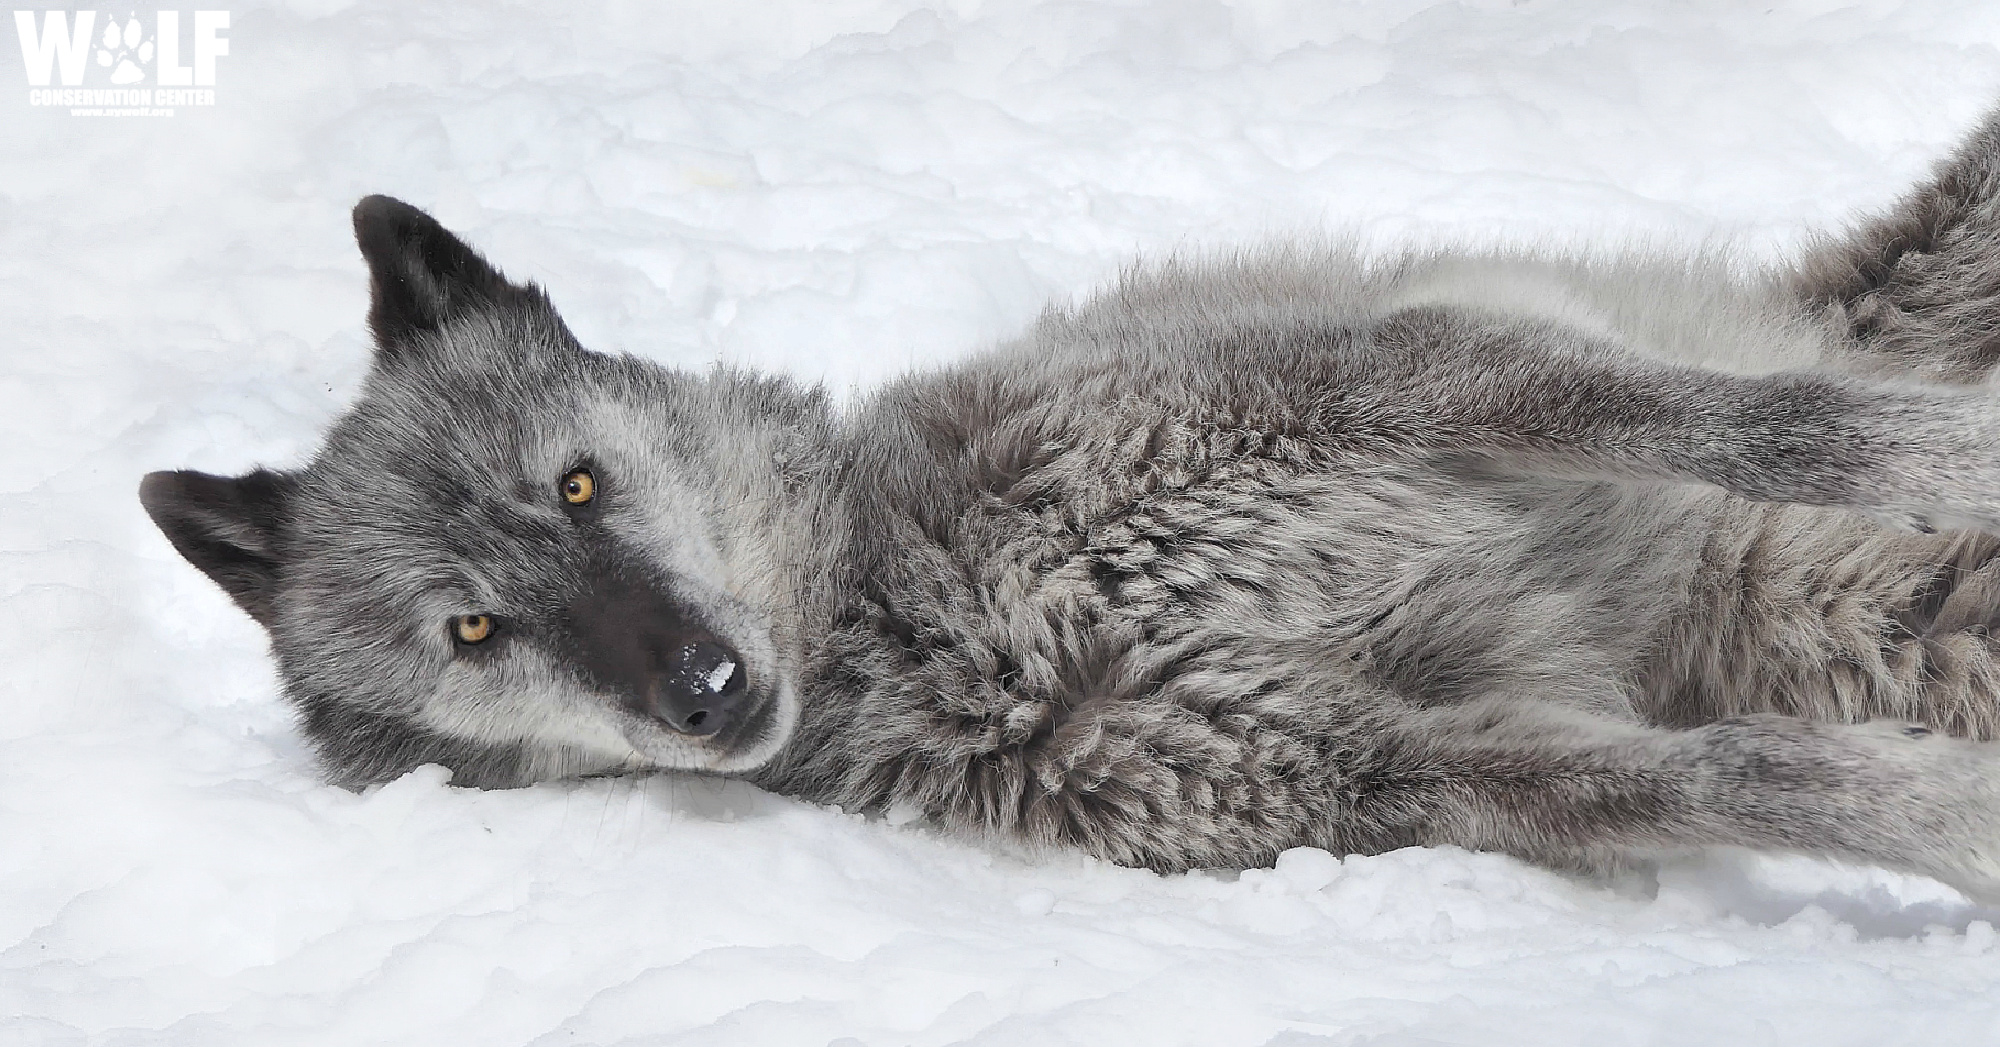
xmin=646 ymin=640 xmax=748 ymax=736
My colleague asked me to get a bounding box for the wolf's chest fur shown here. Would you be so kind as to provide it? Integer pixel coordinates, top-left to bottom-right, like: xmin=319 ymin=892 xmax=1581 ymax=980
xmin=775 ymin=428 xmax=1513 ymax=864
xmin=756 ymin=333 xmax=1767 ymax=869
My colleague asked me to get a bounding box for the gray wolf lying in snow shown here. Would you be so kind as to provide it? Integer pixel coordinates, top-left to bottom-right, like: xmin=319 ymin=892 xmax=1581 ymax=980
xmin=143 ymin=108 xmax=2000 ymax=898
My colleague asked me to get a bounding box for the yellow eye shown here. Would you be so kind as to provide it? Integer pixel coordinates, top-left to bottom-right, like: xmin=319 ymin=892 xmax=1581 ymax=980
xmin=453 ymin=614 xmax=494 ymax=645
xmin=561 ymin=468 xmax=595 ymax=506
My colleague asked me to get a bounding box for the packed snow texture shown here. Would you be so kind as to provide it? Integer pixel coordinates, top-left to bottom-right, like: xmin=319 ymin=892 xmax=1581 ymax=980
xmin=9 ymin=1 xmax=2000 ymax=1044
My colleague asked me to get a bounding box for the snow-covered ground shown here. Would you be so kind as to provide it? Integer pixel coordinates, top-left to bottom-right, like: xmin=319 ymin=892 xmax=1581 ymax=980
xmin=8 ymin=1 xmax=2000 ymax=1043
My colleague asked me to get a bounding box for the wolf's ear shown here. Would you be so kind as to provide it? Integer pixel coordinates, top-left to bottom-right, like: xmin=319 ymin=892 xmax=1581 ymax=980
xmin=140 ymin=469 xmax=291 ymax=626
xmin=352 ymin=195 xmax=530 ymax=358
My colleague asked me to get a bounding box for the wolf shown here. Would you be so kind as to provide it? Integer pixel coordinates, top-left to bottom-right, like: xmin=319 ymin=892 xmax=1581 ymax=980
xmin=141 ymin=107 xmax=2000 ymax=899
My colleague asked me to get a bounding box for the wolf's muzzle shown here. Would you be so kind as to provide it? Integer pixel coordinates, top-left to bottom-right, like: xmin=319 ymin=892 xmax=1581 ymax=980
xmin=561 ymin=565 xmax=752 ymax=738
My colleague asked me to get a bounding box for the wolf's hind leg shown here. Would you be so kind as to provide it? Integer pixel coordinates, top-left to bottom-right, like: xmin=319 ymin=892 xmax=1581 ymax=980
xmin=1341 ymin=700 xmax=2000 ymax=899
xmin=1790 ymin=104 xmax=2000 ymax=383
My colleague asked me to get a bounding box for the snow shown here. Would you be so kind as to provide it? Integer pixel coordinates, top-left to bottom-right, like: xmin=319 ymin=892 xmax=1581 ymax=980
xmin=7 ymin=1 xmax=2000 ymax=1043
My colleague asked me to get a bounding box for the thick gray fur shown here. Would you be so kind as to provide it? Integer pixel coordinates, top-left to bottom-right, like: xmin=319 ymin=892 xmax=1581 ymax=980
xmin=143 ymin=106 xmax=2000 ymax=899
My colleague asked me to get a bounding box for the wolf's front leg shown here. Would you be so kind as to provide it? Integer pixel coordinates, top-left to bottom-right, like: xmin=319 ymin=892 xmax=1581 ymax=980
xmin=1343 ymin=701 xmax=2000 ymax=900
xmin=1349 ymin=307 xmax=2000 ymax=534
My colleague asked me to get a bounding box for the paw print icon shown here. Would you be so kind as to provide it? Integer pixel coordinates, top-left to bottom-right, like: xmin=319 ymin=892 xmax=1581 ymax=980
xmin=94 ymin=16 xmax=152 ymax=85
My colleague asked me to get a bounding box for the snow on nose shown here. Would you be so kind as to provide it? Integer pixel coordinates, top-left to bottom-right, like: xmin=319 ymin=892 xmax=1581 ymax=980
xmin=702 ymin=656 xmax=737 ymax=694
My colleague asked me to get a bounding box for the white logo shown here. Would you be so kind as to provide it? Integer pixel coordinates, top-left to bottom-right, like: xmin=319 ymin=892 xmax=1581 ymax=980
xmin=14 ymin=10 xmax=230 ymax=116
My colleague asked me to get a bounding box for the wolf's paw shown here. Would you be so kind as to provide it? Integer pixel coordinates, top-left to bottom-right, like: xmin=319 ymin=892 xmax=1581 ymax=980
xmin=1884 ymin=499 xmax=2000 ymax=540
xmin=1839 ymin=721 xmax=2000 ymax=902
xmin=1838 ymin=391 xmax=2000 ymax=538
xmin=1913 ymin=737 xmax=2000 ymax=903
xmin=1850 ymin=485 xmax=2000 ymax=535
xmin=93 ymin=16 xmax=153 ymax=86
xmin=1864 ymin=462 xmax=2000 ymax=538
xmin=1858 ymin=507 xmax=1944 ymax=536
xmin=1936 ymin=839 xmax=2000 ymax=905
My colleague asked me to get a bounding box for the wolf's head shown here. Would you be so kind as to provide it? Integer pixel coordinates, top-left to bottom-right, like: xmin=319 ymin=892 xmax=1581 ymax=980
xmin=142 ymin=197 xmax=830 ymax=787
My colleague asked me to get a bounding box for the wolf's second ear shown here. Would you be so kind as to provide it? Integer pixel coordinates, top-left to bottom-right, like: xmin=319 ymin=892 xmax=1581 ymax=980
xmin=140 ymin=469 xmax=291 ymax=627
xmin=352 ymin=195 xmax=529 ymax=358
